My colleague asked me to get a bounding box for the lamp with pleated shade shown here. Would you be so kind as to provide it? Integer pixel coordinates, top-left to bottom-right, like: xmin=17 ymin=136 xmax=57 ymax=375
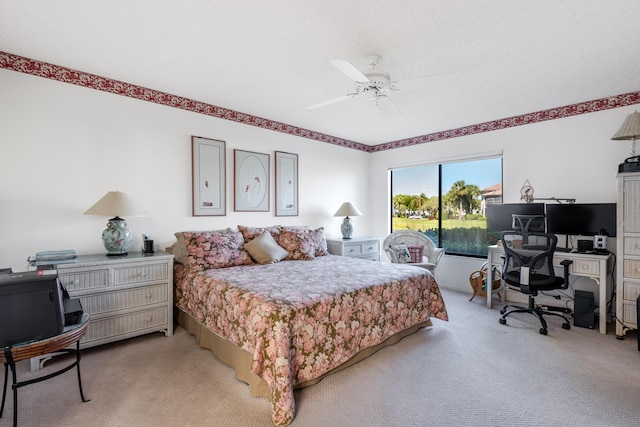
xmin=612 ymin=110 xmax=640 ymax=161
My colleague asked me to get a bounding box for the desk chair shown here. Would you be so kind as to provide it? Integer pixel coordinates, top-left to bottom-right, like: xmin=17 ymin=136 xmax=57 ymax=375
xmin=499 ymin=231 xmax=573 ymax=335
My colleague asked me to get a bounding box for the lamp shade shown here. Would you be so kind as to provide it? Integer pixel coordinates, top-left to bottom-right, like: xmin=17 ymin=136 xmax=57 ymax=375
xmin=611 ymin=111 xmax=640 ymax=141
xmin=84 ymin=191 xmax=145 ymax=256
xmin=84 ymin=191 xmax=145 ymax=218
xmin=333 ymin=202 xmax=363 ymax=217
xmin=612 ymin=111 xmax=640 ymax=158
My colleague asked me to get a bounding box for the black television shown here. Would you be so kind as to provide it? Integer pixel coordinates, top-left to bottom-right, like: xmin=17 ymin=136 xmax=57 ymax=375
xmin=486 ymin=203 xmax=545 ymax=232
xmin=0 ymin=270 xmax=65 ymax=347
xmin=545 ymin=203 xmax=617 ymax=237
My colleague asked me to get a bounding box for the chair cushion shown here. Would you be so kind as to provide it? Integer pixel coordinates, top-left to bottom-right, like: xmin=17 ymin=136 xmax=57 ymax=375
xmin=390 ymin=244 xmax=412 ymax=263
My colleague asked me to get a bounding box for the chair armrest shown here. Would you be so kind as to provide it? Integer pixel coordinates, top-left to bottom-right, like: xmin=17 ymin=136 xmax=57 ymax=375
xmin=431 ymin=248 xmax=445 ymax=265
xmin=559 ymin=259 xmax=573 ymax=289
xmin=385 ymin=248 xmax=398 ymax=263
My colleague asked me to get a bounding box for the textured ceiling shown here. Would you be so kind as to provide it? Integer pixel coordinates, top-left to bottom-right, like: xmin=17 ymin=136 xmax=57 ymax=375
xmin=1 ymin=0 xmax=639 ymax=146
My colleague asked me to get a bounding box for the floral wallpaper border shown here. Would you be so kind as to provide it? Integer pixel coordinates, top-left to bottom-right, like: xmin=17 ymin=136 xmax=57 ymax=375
xmin=2 ymin=51 xmax=639 ymax=153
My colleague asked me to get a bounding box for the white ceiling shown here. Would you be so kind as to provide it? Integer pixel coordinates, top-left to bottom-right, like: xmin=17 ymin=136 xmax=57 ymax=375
xmin=1 ymin=0 xmax=639 ymax=146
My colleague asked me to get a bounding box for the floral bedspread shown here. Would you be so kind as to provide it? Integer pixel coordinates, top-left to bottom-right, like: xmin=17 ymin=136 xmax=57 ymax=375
xmin=174 ymin=255 xmax=448 ymax=426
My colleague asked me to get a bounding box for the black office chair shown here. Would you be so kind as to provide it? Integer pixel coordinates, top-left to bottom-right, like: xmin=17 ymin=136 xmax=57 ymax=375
xmin=499 ymin=230 xmax=573 ymax=335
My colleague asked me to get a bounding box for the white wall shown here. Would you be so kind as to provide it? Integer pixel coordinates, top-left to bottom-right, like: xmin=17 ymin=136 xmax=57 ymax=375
xmin=369 ymin=106 xmax=632 ymax=292
xmin=1 ymin=67 xmax=634 ymax=294
xmin=0 ymin=69 xmax=370 ymax=270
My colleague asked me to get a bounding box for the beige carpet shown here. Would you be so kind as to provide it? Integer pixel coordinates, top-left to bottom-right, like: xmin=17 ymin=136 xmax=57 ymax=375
xmin=2 ymin=288 xmax=638 ymax=427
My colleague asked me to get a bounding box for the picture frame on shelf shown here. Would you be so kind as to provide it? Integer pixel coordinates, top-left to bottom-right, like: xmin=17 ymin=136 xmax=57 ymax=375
xmin=234 ymin=149 xmax=270 ymax=212
xmin=275 ymin=151 xmax=298 ymax=216
xmin=191 ymin=136 xmax=226 ymax=216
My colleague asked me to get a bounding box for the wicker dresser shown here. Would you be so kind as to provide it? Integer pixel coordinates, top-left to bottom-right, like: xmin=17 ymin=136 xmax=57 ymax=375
xmin=56 ymin=251 xmax=174 ymax=348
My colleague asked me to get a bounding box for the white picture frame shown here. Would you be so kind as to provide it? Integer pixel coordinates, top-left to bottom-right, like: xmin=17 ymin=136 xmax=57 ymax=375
xmin=275 ymin=151 xmax=298 ymax=216
xmin=234 ymin=149 xmax=270 ymax=212
xmin=191 ymin=136 xmax=226 ymax=216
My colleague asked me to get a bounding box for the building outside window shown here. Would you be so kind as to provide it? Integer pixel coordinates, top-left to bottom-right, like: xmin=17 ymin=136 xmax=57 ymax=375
xmin=390 ymin=157 xmax=502 ymax=257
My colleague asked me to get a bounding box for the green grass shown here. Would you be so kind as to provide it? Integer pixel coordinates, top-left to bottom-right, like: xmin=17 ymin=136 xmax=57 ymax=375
xmin=392 ymin=217 xmax=487 ymax=231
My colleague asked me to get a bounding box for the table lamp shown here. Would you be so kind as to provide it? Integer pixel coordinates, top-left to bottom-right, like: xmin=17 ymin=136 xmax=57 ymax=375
xmin=84 ymin=191 xmax=145 ymax=256
xmin=612 ymin=110 xmax=640 ymax=166
xmin=334 ymin=202 xmax=363 ymax=239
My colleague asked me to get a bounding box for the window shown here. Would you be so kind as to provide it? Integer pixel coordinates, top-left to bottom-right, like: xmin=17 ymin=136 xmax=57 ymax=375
xmin=391 ymin=157 xmax=503 ymax=257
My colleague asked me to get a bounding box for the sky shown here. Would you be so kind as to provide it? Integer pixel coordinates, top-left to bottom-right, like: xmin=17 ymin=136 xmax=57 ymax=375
xmin=391 ymin=157 xmax=502 ymax=197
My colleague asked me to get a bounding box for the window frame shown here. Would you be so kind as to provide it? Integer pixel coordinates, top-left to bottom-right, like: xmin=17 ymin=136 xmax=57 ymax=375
xmin=389 ymin=152 xmax=503 ymax=258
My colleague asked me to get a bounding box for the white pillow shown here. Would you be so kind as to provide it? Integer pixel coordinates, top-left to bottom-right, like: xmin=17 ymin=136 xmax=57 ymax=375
xmin=391 ymin=244 xmax=412 ymax=263
xmin=244 ymin=231 xmax=289 ymax=264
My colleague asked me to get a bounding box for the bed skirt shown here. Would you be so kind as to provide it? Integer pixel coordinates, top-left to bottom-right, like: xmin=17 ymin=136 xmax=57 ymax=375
xmin=176 ymin=307 xmax=432 ymax=399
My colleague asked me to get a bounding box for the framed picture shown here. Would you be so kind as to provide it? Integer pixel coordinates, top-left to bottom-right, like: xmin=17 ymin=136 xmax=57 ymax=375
xmin=234 ymin=149 xmax=270 ymax=212
xmin=191 ymin=136 xmax=226 ymax=216
xmin=275 ymin=151 xmax=298 ymax=216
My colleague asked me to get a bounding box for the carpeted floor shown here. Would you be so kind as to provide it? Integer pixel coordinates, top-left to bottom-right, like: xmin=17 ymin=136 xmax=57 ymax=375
xmin=1 ymin=288 xmax=638 ymax=427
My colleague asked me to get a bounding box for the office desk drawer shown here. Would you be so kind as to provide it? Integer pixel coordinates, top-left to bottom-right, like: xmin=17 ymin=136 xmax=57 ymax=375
xmin=490 ymin=249 xmax=504 ymax=264
xmin=569 ymin=259 xmax=600 ymax=276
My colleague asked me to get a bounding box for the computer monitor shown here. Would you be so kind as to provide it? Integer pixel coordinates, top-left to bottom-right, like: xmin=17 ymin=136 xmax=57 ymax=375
xmin=486 ymin=203 xmax=545 ymax=232
xmin=0 ymin=270 xmax=65 ymax=347
xmin=545 ymin=203 xmax=617 ymax=237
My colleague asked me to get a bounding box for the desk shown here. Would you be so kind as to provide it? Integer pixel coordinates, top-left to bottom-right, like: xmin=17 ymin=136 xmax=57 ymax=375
xmin=1 ymin=314 xmax=90 ymax=427
xmin=487 ymin=245 xmax=613 ymax=334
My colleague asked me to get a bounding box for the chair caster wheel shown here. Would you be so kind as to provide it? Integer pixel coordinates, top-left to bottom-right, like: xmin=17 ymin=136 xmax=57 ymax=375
xmin=562 ymin=323 xmax=571 ymax=330
xmin=539 ymin=328 xmax=548 ymax=335
xmin=500 ymin=308 xmax=506 ymax=315
xmin=499 ymin=318 xmax=507 ymax=325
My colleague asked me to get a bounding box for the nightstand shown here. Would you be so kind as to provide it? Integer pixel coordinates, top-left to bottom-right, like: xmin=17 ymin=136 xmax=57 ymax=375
xmin=326 ymin=237 xmax=380 ymax=261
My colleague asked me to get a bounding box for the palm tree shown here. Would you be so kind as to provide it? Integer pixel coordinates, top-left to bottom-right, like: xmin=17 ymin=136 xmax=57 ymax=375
xmin=447 ymin=180 xmax=468 ymax=220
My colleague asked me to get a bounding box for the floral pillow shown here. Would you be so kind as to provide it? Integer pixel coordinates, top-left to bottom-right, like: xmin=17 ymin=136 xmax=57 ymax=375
xmin=167 ymin=228 xmax=233 ymax=266
xmin=179 ymin=230 xmax=253 ymax=270
xmin=390 ymin=244 xmax=412 ymax=263
xmin=238 ymin=225 xmax=281 ymax=243
xmin=276 ymin=226 xmax=328 ymax=257
xmin=308 ymin=227 xmax=329 ymax=257
xmin=278 ymin=229 xmax=316 ymax=260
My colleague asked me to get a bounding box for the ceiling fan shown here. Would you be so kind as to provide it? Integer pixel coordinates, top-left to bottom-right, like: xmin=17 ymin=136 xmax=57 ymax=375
xmin=307 ymin=54 xmax=455 ymax=118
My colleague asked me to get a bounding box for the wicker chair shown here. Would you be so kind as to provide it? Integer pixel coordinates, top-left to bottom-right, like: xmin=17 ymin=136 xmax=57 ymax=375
xmin=382 ymin=230 xmax=444 ymax=273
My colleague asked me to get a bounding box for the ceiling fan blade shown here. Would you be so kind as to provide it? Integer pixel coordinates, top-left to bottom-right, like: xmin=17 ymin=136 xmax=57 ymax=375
xmin=376 ymin=95 xmax=400 ymax=118
xmin=330 ymin=59 xmax=369 ymax=82
xmin=306 ymin=93 xmax=357 ymax=110
xmin=392 ymin=72 xmax=457 ymax=92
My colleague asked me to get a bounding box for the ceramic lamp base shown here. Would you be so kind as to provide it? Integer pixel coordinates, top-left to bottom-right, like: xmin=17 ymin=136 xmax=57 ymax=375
xmin=340 ymin=216 xmax=354 ymax=239
xmin=102 ymin=217 xmax=132 ymax=256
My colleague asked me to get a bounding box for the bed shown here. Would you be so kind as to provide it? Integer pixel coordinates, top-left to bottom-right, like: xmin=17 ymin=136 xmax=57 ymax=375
xmin=170 ymin=226 xmax=448 ymax=426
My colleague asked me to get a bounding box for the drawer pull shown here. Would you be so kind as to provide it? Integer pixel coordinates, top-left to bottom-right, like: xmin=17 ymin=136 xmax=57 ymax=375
xmin=72 ymin=279 xmax=80 ymax=285
xmin=141 ymin=272 xmax=147 ymax=277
